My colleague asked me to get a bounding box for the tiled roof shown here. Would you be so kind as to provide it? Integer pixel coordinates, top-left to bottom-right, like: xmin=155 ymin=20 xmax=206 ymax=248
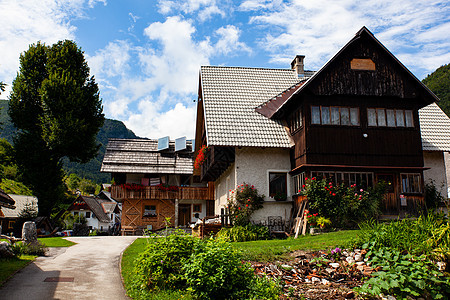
xmin=81 ymin=196 xmax=111 ymax=223
xmin=419 ymin=103 xmax=450 ymax=151
xmin=1 ymin=194 xmax=38 ymax=218
xmin=0 ymin=189 xmax=15 ymax=209
xmin=201 ymin=66 xmax=301 ymax=147
xmin=101 ymin=138 xmax=193 ymax=174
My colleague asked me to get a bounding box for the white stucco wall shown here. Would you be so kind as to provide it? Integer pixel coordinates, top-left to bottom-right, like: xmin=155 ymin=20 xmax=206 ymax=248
xmin=213 ymin=147 xmax=293 ymax=223
xmin=214 ymin=164 xmax=236 ymax=214
xmin=178 ymin=199 xmax=207 ymax=223
xmin=235 ymin=147 xmax=291 ymax=201
xmin=423 ymin=151 xmax=448 ymax=197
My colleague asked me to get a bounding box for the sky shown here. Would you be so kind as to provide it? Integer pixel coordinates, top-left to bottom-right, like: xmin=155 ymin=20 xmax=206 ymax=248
xmin=0 ymin=0 xmax=449 ymax=140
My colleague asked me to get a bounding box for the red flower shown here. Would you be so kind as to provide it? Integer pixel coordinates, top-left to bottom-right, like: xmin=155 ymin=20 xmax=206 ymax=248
xmin=246 ymin=204 xmax=248 ymax=207
xmin=312 ymin=177 xmax=316 ymax=180
xmin=238 ymin=207 xmax=241 ymax=210
xmin=305 ymin=177 xmax=308 ymax=181
xmin=332 ymin=193 xmax=336 ymax=196
xmin=302 ymin=184 xmax=306 ymax=188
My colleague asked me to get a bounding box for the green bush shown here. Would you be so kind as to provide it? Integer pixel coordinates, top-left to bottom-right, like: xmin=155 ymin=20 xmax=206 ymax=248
xmin=132 ymin=231 xmax=200 ymax=291
xmin=216 ymin=224 xmax=269 ymax=242
xmin=356 ymin=248 xmax=450 ymax=299
xmin=227 ymin=183 xmax=264 ymax=226
xmin=183 ymin=238 xmax=280 ymax=300
xmin=424 ymin=180 xmax=445 ymax=210
xmin=11 ymin=241 xmax=47 ymax=256
xmin=302 ymin=178 xmax=386 ymax=227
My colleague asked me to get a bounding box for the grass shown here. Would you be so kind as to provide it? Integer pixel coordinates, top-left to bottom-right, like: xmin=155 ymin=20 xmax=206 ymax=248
xmin=0 ymin=255 xmax=36 ymax=286
xmin=38 ymin=237 xmax=76 ymax=247
xmin=233 ymin=230 xmax=359 ymax=261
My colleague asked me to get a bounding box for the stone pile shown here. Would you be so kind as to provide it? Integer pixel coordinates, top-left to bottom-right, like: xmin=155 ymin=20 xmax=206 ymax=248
xmin=249 ymin=249 xmax=375 ymax=300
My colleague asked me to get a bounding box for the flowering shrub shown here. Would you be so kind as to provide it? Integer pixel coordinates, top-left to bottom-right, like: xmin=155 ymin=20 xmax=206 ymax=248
xmin=194 ymin=145 xmax=209 ymax=170
xmin=227 ymin=183 xmax=264 ymax=226
xmin=156 ymin=183 xmax=179 ymax=192
xmin=301 ymin=178 xmax=387 ymax=227
xmin=330 ymin=247 xmax=342 ymax=260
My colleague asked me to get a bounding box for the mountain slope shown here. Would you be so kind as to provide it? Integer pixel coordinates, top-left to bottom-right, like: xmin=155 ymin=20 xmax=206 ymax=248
xmin=422 ymin=64 xmax=450 ymax=117
xmin=0 ymin=100 xmax=138 ymax=183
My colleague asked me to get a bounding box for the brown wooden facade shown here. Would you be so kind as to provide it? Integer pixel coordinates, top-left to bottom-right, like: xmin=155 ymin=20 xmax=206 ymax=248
xmin=268 ymin=28 xmax=435 ymax=215
xmin=112 ymin=185 xmax=215 ymax=233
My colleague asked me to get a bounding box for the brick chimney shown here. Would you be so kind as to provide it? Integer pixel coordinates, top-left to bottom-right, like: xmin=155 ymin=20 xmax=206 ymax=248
xmin=291 ymin=55 xmax=305 ymax=77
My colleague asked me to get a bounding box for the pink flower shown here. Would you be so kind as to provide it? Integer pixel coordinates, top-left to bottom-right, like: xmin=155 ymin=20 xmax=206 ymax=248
xmin=354 ymin=193 xmax=358 ymax=196
xmin=360 ymin=189 xmax=363 ymax=192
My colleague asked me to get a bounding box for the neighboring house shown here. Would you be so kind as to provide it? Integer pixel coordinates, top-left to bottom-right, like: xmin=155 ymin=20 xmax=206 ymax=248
xmin=67 ymin=195 xmax=121 ymax=232
xmin=0 ymin=194 xmax=38 ymax=234
xmin=194 ymin=26 xmax=448 ymax=224
xmin=100 ymin=138 xmax=214 ymax=234
xmin=0 ymin=189 xmax=15 ymax=233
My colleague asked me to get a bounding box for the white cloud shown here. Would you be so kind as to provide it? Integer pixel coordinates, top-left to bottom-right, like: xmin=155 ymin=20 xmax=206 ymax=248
xmin=157 ymin=0 xmax=225 ymax=21
xmin=248 ymin=0 xmax=450 ymax=78
xmin=215 ymin=25 xmax=252 ymax=55
xmin=87 ymin=40 xmax=132 ymax=78
xmin=0 ymin=0 xmax=101 ymax=95
xmin=126 ymin=101 xmax=196 ymax=139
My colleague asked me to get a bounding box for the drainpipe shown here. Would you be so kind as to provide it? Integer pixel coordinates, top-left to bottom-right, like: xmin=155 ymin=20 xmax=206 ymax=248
xmin=175 ymin=198 xmax=179 ymax=227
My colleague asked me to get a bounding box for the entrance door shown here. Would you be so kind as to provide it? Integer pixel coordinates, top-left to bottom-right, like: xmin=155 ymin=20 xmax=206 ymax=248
xmin=376 ymin=174 xmax=397 ymax=214
xmin=178 ymin=204 xmax=191 ymax=227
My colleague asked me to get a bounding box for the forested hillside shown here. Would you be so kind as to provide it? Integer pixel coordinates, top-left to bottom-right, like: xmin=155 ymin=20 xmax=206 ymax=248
xmin=422 ymin=63 xmax=450 ymax=117
xmin=0 ymin=100 xmax=138 ymax=184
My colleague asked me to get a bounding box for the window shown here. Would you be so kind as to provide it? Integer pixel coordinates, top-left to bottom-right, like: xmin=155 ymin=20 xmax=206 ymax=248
xmin=143 ymin=205 xmax=157 ymax=217
xmin=311 ymin=171 xmax=374 ymax=190
xmin=292 ymin=172 xmax=306 ymax=195
xmin=85 ymin=212 xmax=91 ymax=218
xmin=401 ymin=173 xmax=422 ymax=193
xmin=311 ymin=106 xmax=360 ymax=126
xmin=73 ymin=212 xmax=79 ymax=216
xmin=269 ymin=172 xmax=287 ymax=199
xmin=193 ymin=204 xmax=201 ymax=212
xmin=289 ymin=108 xmax=302 ymax=132
xmin=8 ymin=221 xmax=15 ymax=229
xmin=368 ymin=108 xmax=413 ymax=127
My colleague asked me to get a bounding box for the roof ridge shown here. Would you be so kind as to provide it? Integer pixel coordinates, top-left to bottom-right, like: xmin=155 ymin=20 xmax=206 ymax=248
xmin=201 ymin=65 xmax=297 ymax=72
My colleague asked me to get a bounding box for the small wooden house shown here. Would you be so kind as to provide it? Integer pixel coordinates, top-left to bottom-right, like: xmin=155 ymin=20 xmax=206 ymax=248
xmin=101 ymin=138 xmax=214 ymax=234
xmin=194 ymin=27 xmax=449 ymax=224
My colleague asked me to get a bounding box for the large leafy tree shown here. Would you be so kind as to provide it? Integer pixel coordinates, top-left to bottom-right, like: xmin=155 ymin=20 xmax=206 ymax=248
xmin=9 ymin=40 xmax=104 ymax=216
xmin=422 ymin=63 xmax=450 ymax=117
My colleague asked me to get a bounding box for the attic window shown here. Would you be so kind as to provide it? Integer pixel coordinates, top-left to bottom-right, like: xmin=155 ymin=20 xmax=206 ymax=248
xmin=289 ymin=108 xmax=302 ymax=133
xmin=367 ymin=108 xmax=414 ymax=128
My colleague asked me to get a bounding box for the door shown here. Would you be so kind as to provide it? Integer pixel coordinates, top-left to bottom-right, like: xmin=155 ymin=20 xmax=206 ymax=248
xmin=178 ymin=204 xmax=191 ymax=227
xmin=376 ymin=174 xmax=397 ymax=214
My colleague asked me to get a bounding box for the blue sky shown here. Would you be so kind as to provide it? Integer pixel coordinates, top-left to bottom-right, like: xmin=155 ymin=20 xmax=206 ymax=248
xmin=0 ymin=0 xmax=449 ymax=139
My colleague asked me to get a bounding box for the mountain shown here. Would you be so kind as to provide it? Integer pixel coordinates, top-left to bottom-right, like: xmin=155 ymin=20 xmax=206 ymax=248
xmin=422 ymin=63 xmax=450 ymax=117
xmin=0 ymin=100 xmax=138 ymax=183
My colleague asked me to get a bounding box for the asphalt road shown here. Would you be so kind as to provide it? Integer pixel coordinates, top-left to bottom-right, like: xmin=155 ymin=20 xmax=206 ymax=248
xmin=0 ymin=236 xmax=138 ymax=300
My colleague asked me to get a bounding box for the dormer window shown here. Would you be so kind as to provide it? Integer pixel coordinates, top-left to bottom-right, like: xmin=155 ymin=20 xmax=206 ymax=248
xmin=311 ymin=106 xmax=359 ymax=126
xmin=367 ymin=108 xmax=414 ymax=127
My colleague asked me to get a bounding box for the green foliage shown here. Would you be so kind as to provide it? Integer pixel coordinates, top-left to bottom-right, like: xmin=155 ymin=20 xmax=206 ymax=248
xmin=132 ymin=231 xmax=200 ymax=292
xmin=423 ymin=63 xmax=450 ymax=117
xmin=356 ymin=248 xmax=450 ymax=299
xmin=8 ymin=40 xmax=104 ymax=216
xmin=353 ymin=214 xmax=449 ymax=258
xmin=183 ymin=238 xmax=280 ymax=300
xmin=0 ymin=178 xmax=33 ymax=195
xmin=227 ymin=183 xmax=265 ymax=226
xmin=217 ymin=224 xmax=270 ymax=242
xmin=11 ymin=241 xmax=47 ymax=256
xmin=424 ymin=180 xmax=445 ymax=210
xmin=18 ymin=203 xmax=38 ymax=219
xmin=302 ymin=178 xmax=386 ymax=227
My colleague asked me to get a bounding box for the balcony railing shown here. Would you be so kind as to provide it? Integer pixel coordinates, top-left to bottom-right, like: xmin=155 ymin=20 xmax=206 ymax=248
xmin=111 ymin=185 xmax=214 ymax=201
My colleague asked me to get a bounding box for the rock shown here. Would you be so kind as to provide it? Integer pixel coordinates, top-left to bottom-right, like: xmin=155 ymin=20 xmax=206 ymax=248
xmin=0 ymin=241 xmax=15 ymax=258
xmin=311 ymin=277 xmax=320 ymax=283
xmin=325 ymin=268 xmax=335 ymax=273
xmin=354 ymin=254 xmax=363 ymax=262
xmin=437 ymin=261 xmax=446 ymax=271
xmin=356 ymin=265 xmax=365 ymax=272
xmin=354 ymin=249 xmax=361 ymax=253
xmin=321 ymin=278 xmax=330 ymax=285
xmin=356 ymin=261 xmax=365 ymax=266
xmin=281 ymin=264 xmax=293 ymax=270
xmin=22 ymin=221 xmax=37 ymax=244
xmin=329 ymin=262 xmax=340 ymax=268
xmin=346 ymin=256 xmax=355 ymax=264
xmin=345 ymin=291 xmax=355 ymax=299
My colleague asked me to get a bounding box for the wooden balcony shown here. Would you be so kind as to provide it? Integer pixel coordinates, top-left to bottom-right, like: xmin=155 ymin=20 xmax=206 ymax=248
xmin=201 ymin=146 xmax=235 ymax=182
xmin=111 ymin=185 xmax=214 ymax=201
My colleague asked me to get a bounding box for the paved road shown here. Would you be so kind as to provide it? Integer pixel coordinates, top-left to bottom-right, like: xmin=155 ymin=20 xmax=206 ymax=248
xmin=0 ymin=236 xmax=138 ymax=300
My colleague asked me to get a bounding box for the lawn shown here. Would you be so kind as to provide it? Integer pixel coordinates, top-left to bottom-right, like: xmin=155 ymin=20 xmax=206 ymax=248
xmin=234 ymin=230 xmax=359 ymax=261
xmin=38 ymin=237 xmax=76 ymax=247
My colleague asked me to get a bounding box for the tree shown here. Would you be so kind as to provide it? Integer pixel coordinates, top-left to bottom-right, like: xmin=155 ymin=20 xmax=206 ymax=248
xmin=0 ymin=82 xmax=5 ymax=94
xmin=422 ymin=63 xmax=450 ymax=117
xmin=9 ymin=40 xmax=104 ymax=216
